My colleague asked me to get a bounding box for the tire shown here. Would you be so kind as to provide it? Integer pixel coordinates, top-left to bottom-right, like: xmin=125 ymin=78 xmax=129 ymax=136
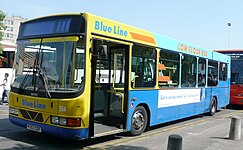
xmin=209 ymin=98 xmax=217 ymax=116
xmin=130 ymin=106 xmax=148 ymax=136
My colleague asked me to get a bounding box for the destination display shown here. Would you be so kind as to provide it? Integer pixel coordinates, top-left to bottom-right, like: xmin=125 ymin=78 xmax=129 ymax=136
xmin=18 ymin=15 xmax=85 ymax=39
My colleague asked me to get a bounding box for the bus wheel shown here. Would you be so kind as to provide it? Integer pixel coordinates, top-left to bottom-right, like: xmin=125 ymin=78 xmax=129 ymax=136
xmin=130 ymin=106 xmax=148 ymax=136
xmin=209 ymin=98 xmax=217 ymax=116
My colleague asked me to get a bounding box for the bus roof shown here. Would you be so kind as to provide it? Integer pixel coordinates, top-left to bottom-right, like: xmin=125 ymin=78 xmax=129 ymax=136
xmin=3 ymin=48 xmax=16 ymax=52
xmin=84 ymin=12 xmax=230 ymax=63
xmin=20 ymin=12 xmax=82 ymax=24
xmin=215 ymin=49 xmax=243 ymax=52
xmin=21 ymin=12 xmax=231 ymax=63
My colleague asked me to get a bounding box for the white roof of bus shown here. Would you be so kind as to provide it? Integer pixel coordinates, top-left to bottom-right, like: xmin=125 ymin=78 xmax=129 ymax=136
xmin=3 ymin=48 xmax=16 ymax=52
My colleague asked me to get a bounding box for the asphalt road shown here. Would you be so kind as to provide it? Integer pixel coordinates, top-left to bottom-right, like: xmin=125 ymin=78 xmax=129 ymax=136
xmin=1 ymin=105 xmax=243 ymax=150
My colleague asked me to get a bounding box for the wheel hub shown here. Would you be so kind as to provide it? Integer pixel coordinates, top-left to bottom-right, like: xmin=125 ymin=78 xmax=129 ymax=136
xmin=133 ymin=111 xmax=144 ymax=130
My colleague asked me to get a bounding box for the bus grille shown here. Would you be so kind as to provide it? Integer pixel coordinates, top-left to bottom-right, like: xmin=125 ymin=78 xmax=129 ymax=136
xmin=19 ymin=109 xmax=44 ymax=122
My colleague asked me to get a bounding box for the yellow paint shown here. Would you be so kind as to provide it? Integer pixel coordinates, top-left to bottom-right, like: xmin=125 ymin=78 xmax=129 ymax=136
xmin=9 ymin=90 xmax=90 ymax=128
xmin=29 ymin=36 xmax=79 ymax=43
xmin=83 ymin=12 xmax=157 ymax=46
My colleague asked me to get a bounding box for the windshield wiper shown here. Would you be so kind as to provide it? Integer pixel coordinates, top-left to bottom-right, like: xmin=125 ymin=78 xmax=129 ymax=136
xmin=19 ymin=67 xmax=34 ymax=91
xmin=38 ymin=66 xmax=52 ymax=98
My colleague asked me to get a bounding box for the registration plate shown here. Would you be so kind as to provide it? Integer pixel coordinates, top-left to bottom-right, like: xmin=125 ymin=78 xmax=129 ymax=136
xmin=26 ymin=124 xmax=42 ymax=133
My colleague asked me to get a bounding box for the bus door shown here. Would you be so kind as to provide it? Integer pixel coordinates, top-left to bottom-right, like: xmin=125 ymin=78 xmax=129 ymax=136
xmin=90 ymin=39 xmax=129 ymax=137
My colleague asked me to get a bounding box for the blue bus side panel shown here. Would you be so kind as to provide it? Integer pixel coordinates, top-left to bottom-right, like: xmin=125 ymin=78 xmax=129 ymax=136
xmin=180 ymin=103 xmax=196 ymax=117
xmin=213 ymin=51 xmax=231 ymax=63
xmin=155 ymin=89 xmax=206 ymax=126
xmin=127 ymin=88 xmax=210 ymax=131
xmin=216 ymin=80 xmax=230 ymax=107
xmin=126 ymin=90 xmax=158 ymax=131
xmin=127 ymin=87 xmax=229 ymax=131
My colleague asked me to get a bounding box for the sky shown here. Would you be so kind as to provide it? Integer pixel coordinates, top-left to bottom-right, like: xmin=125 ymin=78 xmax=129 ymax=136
xmin=1 ymin=0 xmax=242 ymax=50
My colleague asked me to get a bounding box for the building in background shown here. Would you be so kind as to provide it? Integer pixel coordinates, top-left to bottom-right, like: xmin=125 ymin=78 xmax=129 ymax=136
xmin=0 ymin=16 xmax=27 ymax=98
xmin=1 ymin=15 xmax=27 ymax=48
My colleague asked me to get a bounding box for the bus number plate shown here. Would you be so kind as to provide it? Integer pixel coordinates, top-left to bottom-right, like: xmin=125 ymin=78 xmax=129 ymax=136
xmin=27 ymin=124 xmax=42 ymax=133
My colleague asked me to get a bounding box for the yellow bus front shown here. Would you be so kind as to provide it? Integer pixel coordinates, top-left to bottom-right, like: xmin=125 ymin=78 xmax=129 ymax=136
xmin=9 ymin=14 xmax=91 ymax=139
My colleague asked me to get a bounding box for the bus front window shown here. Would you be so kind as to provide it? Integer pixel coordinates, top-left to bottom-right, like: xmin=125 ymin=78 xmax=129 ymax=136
xmin=12 ymin=36 xmax=85 ymax=96
xmin=231 ymin=61 xmax=243 ymax=84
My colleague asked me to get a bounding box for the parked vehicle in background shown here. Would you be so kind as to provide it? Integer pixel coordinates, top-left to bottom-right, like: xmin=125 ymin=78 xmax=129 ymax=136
xmin=215 ymin=49 xmax=243 ymax=105
xmin=0 ymin=48 xmax=15 ymax=102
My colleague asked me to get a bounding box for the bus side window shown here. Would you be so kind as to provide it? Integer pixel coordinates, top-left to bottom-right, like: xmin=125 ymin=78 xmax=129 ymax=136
xmin=181 ymin=54 xmax=197 ymax=87
xmin=208 ymin=60 xmax=218 ymax=86
xmin=10 ymin=52 xmax=15 ymax=68
xmin=198 ymin=59 xmax=206 ymax=87
xmin=131 ymin=45 xmax=156 ymax=88
xmin=1 ymin=58 xmax=8 ymax=68
xmin=219 ymin=63 xmax=227 ymax=81
xmin=159 ymin=49 xmax=180 ymax=87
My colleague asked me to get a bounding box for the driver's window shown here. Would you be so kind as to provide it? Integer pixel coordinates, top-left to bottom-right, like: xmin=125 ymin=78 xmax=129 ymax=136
xmin=74 ymin=38 xmax=85 ymax=88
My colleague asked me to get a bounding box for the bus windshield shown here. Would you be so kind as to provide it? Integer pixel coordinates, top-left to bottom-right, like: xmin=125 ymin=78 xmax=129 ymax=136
xmin=231 ymin=60 xmax=243 ymax=84
xmin=220 ymin=51 xmax=243 ymax=84
xmin=12 ymin=36 xmax=85 ymax=95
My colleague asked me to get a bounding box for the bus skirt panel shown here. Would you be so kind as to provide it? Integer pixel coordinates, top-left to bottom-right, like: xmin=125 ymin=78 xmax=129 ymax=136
xmin=9 ymin=116 xmax=89 ymax=140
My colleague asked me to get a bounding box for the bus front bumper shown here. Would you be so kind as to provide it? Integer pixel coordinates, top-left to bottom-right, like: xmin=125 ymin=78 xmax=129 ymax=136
xmin=9 ymin=116 xmax=89 ymax=140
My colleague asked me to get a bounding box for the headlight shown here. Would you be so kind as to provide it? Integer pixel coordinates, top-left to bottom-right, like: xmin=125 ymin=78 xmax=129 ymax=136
xmin=51 ymin=116 xmax=59 ymax=124
xmin=51 ymin=116 xmax=81 ymax=127
xmin=238 ymin=94 xmax=243 ymax=96
xmin=59 ymin=118 xmax=67 ymax=126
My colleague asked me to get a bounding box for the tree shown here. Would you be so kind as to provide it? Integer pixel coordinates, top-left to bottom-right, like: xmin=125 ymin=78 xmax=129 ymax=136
xmin=0 ymin=10 xmax=6 ymax=53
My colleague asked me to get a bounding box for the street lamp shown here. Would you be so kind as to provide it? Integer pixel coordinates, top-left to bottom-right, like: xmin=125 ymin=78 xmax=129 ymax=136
xmin=227 ymin=22 xmax=232 ymax=50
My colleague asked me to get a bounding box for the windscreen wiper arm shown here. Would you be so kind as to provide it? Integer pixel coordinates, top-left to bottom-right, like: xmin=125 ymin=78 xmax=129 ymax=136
xmin=19 ymin=67 xmax=33 ymax=91
xmin=38 ymin=66 xmax=51 ymax=98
